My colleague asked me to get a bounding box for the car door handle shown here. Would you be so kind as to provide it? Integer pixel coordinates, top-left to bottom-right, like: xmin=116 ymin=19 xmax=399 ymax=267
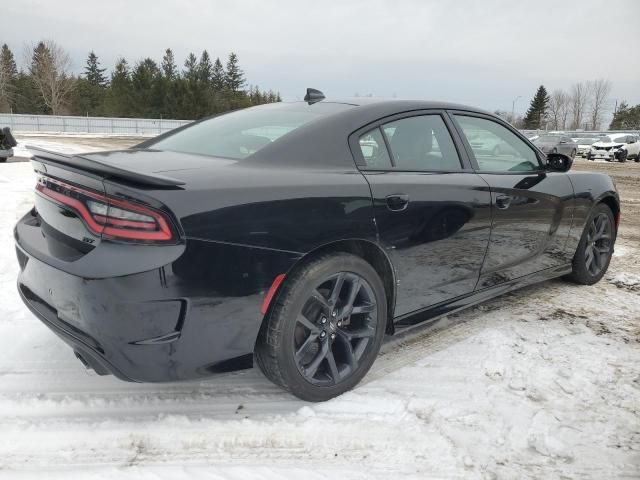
xmin=495 ymin=194 xmax=513 ymax=209
xmin=386 ymin=194 xmax=410 ymax=212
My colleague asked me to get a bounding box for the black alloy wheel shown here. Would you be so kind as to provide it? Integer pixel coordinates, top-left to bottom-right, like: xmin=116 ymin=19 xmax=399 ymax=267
xmin=255 ymin=253 xmax=387 ymax=402
xmin=566 ymin=203 xmax=615 ymax=285
xmin=584 ymin=213 xmax=613 ymax=276
xmin=293 ymin=272 xmax=377 ymax=386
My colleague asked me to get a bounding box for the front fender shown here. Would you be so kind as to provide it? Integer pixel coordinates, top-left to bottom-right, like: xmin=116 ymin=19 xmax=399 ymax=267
xmin=565 ymin=172 xmax=619 ymax=255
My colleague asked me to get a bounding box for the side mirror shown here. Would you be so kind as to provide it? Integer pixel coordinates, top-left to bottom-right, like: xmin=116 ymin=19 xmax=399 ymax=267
xmin=546 ymin=153 xmax=573 ymax=172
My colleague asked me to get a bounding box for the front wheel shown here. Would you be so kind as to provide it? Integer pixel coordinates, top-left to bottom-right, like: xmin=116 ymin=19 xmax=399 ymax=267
xmin=618 ymin=150 xmax=627 ymax=163
xmin=255 ymin=253 xmax=387 ymax=401
xmin=566 ymin=203 xmax=615 ymax=285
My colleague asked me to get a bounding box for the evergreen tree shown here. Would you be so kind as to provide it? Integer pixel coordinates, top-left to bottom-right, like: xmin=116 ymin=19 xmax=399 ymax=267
xmin=30 ymin=42 xmax=52 ymax=75
xmin=104 ymin=58 xmax=132 ymax=117
xmin=161 ymin=48 xmax=178 ymax=80
xmin=212 ymin=57 xmax=225 ymax=91
xmin=29 ymin=41 xmax=54 ymax=113
xmin=0 ymin=44 xmax=18 ymax=112
xmin=523 ymin=85 xmax=550 ymax=129
xmin=159 ymin=48 xmax=179 ymax=118
xmin=130 ymin=58 xmax=161 ymax=117
xmin=84 ymin=51 xmax=108 ymax=87
xmin=183 ymin=53 xmax=198 ymax=82
xmin=13 ymin=71 xmax=42 ymax=113
xmin=609 ymin=102 xmax=640 ymax=130
xmin=69 ymin=78 xmax=96 ymax=115
xmin=224 ymin=52 xmax=245 ymax=93
xmin=197 ymin=50 xmax=213 ymax=85
xmin=71 ymin=51 xmax=108 ymax=115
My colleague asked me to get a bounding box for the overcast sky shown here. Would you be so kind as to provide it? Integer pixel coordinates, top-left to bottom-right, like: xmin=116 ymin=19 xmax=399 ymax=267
xmin=4 ymin=0 xmax=639 ymax=115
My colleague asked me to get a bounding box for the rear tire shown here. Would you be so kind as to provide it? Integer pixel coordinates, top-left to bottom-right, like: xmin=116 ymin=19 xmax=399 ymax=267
xmin=255 ymin=253 xmax=387 ymax=402
xmin=566 ymin=203 xmax=615 ymax=285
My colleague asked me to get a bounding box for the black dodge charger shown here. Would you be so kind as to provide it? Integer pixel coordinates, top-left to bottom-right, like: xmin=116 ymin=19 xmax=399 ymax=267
xmin=15 ymin=90 xmax=619 ymax=401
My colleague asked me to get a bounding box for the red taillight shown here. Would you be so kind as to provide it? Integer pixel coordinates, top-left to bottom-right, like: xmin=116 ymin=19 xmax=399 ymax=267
xmin=261 ymin=274 xmax=286 ymax=315
xmin=35 ymin=177 xmax=175 ymax=243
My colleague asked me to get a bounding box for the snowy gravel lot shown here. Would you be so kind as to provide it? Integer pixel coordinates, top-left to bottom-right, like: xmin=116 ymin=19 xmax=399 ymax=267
xmin=0 ymin=138 xmax=638 ymax=479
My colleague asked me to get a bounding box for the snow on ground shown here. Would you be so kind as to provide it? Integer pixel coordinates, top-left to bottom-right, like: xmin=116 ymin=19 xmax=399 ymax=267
xmin=0 ymin=158 xmax=638 ymax=479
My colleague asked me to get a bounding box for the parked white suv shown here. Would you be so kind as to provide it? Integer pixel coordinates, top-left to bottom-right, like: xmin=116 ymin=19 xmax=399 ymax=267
xmin=587 ymin=133 xmax=640 ymax=162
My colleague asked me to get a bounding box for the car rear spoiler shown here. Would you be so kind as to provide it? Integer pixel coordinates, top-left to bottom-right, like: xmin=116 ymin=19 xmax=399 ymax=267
xmin=26 ymin=146 xmax=186 ymax=187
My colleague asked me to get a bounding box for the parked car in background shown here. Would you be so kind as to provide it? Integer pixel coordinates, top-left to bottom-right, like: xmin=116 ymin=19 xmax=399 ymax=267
xmin=587 ymin=133 xmax=640 ymax=162
xmin=532 ymin=135 xmax=577 ymax=158
xmin=466 ymin=131 xmax=515 ymax=156
xmin=0 ymin=127 xmax=17 ymax=162
xmin=574 ymin=137 xmax=600 ymax=158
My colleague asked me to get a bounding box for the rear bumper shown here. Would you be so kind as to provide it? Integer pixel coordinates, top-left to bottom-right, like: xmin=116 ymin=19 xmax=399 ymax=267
xmin=18 ymin=282 xmax=133 ymax=380
xmin=15 ymin=238 xmax=295 ymax=382
xmin=16 ymin=243 xmax=196 ymax=382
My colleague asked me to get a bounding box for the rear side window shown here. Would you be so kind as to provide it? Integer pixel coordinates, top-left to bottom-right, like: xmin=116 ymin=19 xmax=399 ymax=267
xmin=382 ymin=115 xmax=461 ymax=171
xmin=358 ymin=128 xmax=392 ymax=169
xmin=149 ymin=102 xmax=354 ymax=160
xmin=454 ymin=115 xmax=540 ymax=172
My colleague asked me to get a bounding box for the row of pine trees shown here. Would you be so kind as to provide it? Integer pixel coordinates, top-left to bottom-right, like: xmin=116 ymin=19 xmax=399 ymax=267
xmin=0 ymin=42 xmax=281 ymax=120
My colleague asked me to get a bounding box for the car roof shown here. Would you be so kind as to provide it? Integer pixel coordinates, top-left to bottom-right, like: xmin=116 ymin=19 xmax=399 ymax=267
xmin=298 ymin=98 xmax=492 ymax=115
xmin=246 ymin=98 xmax=499 ymax=168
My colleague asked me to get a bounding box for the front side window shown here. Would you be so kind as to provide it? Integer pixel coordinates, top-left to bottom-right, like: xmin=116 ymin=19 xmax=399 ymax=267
xmin=381 ymin=115 xmax=461 ymax=171
xmin=454 ymin=115 xmax=540 ymax=172
xmin=148 ymin=102 xmax=354 ymax=160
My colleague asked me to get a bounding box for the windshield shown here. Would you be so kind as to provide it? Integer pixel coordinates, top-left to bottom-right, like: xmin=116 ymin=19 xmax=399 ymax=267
xmin=576 ymin=138 xmax=596 ymax=145
xmin=597 ymin=136 xmax=613 ymax=143
xmin=149 ymin=102 xmax=354 ymax=159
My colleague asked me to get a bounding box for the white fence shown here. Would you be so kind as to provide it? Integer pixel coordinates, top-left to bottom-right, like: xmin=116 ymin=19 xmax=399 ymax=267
xmin=0 ymin=114 xmax=192 ymax=136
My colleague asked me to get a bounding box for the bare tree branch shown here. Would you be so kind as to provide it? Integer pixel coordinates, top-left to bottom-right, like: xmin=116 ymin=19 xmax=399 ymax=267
xmin=26 ymin=40 xmax=76 ymax=114
xmin=570 ymin=82 xmax=589 ymax=130
xmin=548 ymin=89 xmax=569 ymax=130
xmin=587 ymin=79 xmax=612 ymax=130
